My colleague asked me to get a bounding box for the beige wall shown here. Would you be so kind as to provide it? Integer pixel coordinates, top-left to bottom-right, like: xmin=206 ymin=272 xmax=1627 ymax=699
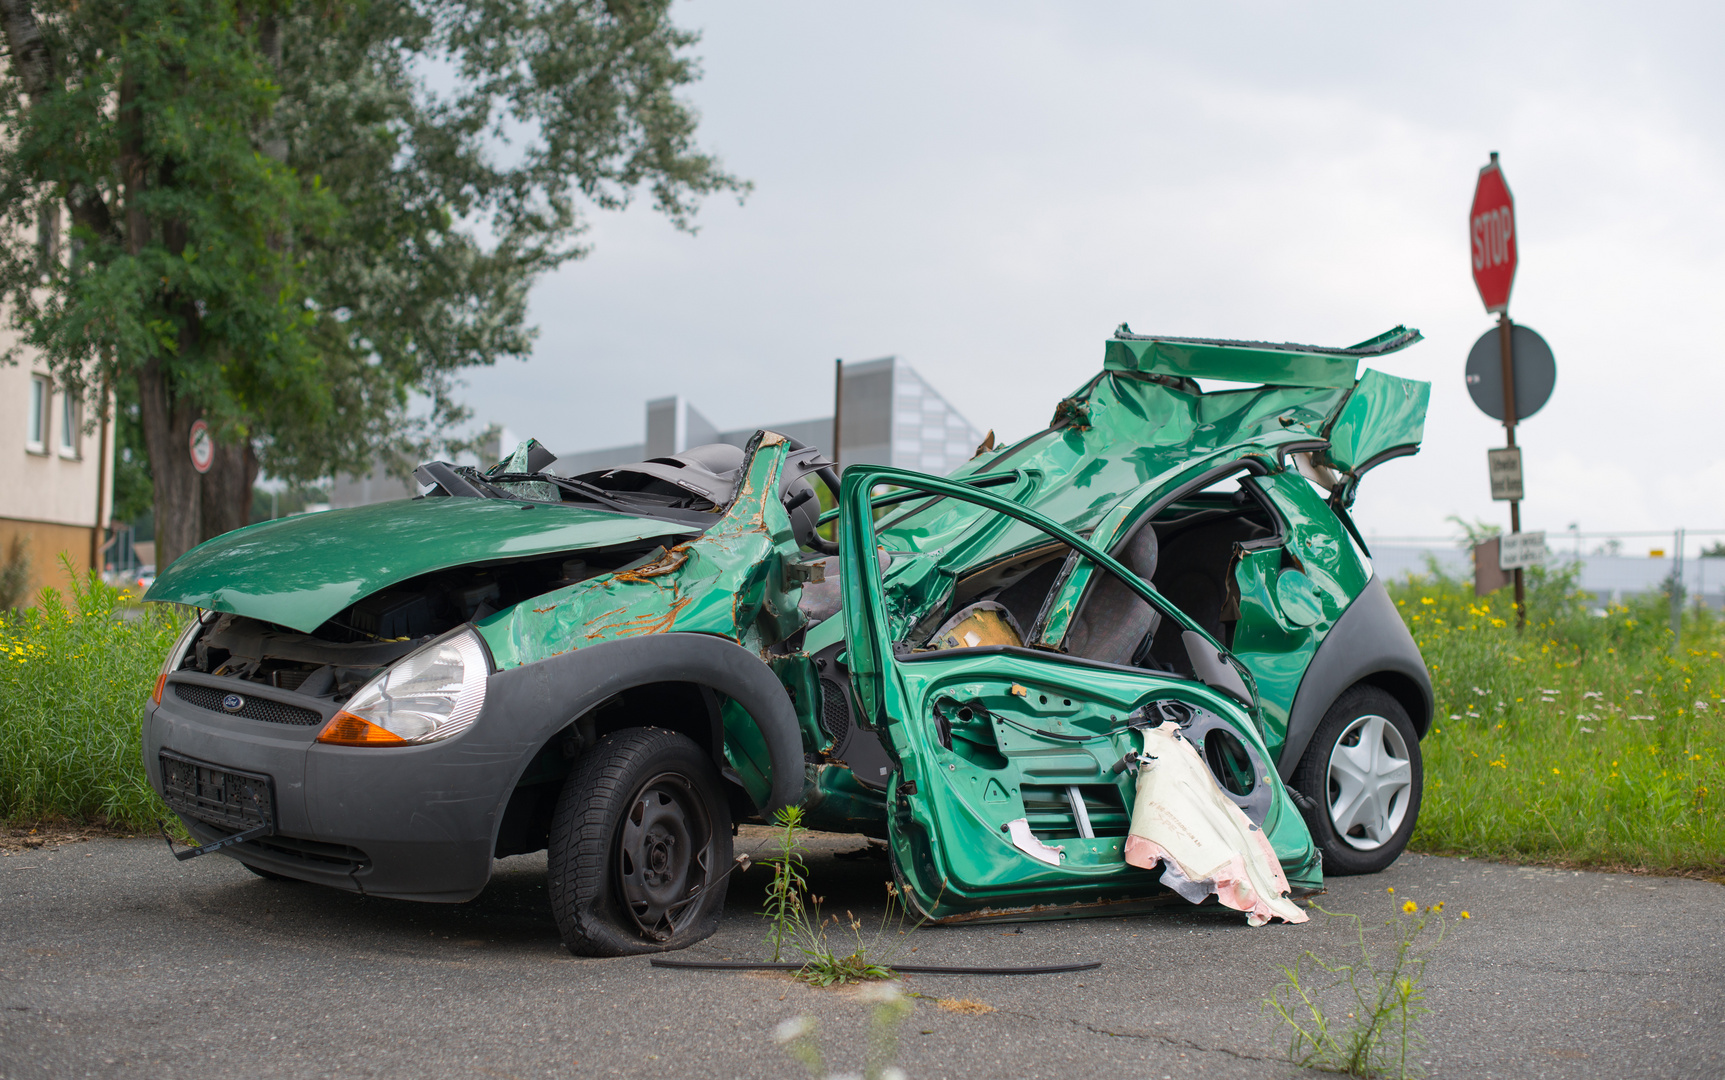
xmin=0 ymin=516 xmax=97 ymax=601
xmin=0 ymin=330 xmax=116 ymax=602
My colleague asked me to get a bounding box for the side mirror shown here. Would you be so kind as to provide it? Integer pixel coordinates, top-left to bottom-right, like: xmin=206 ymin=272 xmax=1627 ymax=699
xmin=1182 ymin=630 xmax=1253 ymax=708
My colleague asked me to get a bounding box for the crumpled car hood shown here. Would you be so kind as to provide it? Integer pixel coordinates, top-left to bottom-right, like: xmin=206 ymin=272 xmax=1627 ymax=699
xmin=145 ymin=497 xmax=698 ymax=633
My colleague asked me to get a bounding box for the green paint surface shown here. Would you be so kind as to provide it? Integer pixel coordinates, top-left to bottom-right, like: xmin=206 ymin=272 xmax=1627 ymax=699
xmin=146 ymin=497 xmax=696 ymax=633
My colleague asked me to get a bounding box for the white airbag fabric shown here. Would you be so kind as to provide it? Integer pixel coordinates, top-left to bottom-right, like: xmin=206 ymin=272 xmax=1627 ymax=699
xmin=1124 ymin=721 xmax=1308 ymax=927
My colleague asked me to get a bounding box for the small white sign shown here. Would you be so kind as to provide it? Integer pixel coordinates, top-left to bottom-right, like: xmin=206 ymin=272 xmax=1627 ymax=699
xmin=1488 ymin=447 xmax=1522 ymax=501
xmin=1499 ymin=530 xmax=1546 ymax=571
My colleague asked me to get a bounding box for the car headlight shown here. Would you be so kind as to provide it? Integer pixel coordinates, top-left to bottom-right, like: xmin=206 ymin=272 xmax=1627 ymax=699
xmin=153 ymin=614 xmax=208 ymax=704
xmin=317 ymin=627 xmax=491 ymax=747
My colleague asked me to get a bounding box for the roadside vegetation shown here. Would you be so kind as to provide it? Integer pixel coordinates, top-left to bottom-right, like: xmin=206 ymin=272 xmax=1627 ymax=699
xmin=760 ymin=806 xmax=919 ymax=986
xmin=1390 ymin=563 xmax=1724 ymax=877
xmin=0 ymin=563 xmax=182 ymax=829
xmin=1266 ymin=893 xmax=1466 ymax=1080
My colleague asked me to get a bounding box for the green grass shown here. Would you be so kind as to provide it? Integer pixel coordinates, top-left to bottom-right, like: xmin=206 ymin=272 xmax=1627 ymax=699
xmin=1391 ymin=563 xmax=1724 ymax=877
xmin=0 ymin=562 xmax=184 ymax=829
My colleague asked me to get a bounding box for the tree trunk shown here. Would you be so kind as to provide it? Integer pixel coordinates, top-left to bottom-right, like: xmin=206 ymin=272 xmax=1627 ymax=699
xmin=0 ymin=0 xmax=52 ymax=101
xmin=199 ymin=437 xmax=257 ymax=541
xmin=135 ymin=361 xmax=201 ymax=569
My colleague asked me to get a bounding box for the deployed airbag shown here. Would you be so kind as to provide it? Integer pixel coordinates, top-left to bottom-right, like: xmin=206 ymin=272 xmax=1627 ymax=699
xmin=1124 ymin=722 xmax=1308 ymax=927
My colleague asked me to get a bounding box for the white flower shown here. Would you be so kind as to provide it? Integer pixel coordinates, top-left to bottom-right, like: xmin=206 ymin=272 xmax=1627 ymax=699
xmin=774 ymin=1017 xmax=815 ymax=1044
xmin=856 ymin=982 xmax=904 ymax=1005
xmin=1695 ymin=700 xmax=1711 ymax=712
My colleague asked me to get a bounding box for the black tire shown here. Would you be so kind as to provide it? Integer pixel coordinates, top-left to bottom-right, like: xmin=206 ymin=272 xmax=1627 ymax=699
xmin=1292 ymin=685 xmax=1422 ymax=876
xmin=547 ymin=727 xmax=733 ymax=956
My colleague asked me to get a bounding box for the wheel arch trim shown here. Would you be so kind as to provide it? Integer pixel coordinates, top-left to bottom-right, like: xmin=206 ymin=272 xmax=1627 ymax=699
xmin=486 ymin=632 xmax=806 ymax=815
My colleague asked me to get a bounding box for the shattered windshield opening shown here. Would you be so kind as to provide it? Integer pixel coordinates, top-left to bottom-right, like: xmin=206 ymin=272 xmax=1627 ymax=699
xmin=412 ymin=461 xmax=723 ymax=528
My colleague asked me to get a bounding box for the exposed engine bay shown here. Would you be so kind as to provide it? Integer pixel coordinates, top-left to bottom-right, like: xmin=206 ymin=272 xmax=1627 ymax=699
xmin=172 ymin=535 xmax=683 ymax=702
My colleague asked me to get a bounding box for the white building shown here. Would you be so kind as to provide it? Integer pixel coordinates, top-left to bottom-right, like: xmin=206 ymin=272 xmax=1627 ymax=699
xmin=329 ymin=355 xmax=984 ymax=509
xmin=0 ymin=354 xmax=115 ymax=603
xmin=554 ymin=356 xmax=983 ymax=477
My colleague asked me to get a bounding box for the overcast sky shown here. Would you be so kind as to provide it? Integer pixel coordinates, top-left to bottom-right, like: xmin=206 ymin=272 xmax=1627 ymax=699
xmin=459 ymin=1 xmax=1725 ymax=553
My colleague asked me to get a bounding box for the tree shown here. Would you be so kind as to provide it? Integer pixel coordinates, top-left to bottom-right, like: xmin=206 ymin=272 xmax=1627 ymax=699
xmin=0 ymin=0 xmax=745 ymax=569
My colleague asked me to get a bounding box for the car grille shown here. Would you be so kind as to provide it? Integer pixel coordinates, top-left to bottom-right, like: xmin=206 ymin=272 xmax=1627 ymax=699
xmin=819 ymin=677 xmax=851 ymax=745
xmin=173 ymin=683 xmax=323 ymax=727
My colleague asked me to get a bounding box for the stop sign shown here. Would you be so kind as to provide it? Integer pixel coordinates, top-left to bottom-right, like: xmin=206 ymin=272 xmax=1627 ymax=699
xmin=1470 ymin=155 xmax=1517 ymax=313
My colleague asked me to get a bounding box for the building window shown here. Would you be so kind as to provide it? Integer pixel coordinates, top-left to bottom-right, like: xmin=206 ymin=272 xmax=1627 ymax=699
xmin=26 ymin=375 xmax=49 ymax=454
xmin=58 ymin=390 xmax=80 ymax=458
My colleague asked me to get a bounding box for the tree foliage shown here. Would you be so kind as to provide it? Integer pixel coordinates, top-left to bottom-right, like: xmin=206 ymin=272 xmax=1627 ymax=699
xmin=0 ymin=0 xmax=744 ymax=567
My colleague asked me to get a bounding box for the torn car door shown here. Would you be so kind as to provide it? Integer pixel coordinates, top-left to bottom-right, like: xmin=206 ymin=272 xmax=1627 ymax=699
xmin=1317 ymin=368 xmax=1431 ymax=506
xmin=837 ymin=465 xmax=1321 ymax=923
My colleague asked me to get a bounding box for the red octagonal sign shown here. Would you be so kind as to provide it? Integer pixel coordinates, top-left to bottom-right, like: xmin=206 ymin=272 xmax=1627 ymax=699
xmin=1470 ymin=156 xmax=1517 ymax=313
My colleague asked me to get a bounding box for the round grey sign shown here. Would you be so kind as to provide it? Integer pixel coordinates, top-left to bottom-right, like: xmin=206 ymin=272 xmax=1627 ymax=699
xmin=1465 ymin=324 xmax=1555 ymax=422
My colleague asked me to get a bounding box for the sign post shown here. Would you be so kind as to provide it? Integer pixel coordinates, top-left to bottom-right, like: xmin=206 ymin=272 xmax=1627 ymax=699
xmin=1470 ymin=152 xmax=1529 ymax=628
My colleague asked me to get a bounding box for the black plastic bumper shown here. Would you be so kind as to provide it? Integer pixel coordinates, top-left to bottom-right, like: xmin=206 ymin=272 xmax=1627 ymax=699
xmin=144 ymin=686 xmax=509 ymax=901
xmin=142 ymin=631 xmax=807 ymax=902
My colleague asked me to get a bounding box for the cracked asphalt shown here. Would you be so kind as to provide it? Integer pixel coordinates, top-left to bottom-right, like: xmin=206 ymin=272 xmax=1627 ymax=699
xmin=1 ymin=830 xmax=1721 ymax=1080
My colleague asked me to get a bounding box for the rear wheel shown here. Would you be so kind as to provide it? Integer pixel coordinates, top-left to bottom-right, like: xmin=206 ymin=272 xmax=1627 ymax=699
xmin=547 ymin=727 xmax=732 ymax=956
xmin=1292 ymin=685 xmax=1422 ymax=876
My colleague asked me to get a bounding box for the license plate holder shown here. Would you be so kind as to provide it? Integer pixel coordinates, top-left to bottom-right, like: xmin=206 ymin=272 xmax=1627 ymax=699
xmin=159 ymin=750 xmax=276 ymax=834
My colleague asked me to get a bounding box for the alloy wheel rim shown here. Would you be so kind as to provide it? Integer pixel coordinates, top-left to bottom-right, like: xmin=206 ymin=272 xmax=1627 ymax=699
xmin=616 ymin=772 xmax=711 ymax=941
xmin=1325 ymin=714 xmax=1413 ymax=851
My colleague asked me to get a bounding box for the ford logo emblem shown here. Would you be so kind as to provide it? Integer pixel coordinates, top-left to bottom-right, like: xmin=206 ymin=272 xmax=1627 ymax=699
xmin=221 ymin=693 xmax=244 ymax=712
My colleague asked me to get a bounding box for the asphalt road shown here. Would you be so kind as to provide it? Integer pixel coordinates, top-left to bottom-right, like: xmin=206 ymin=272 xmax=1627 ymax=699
xmin=1 ymin=831 xmax=1720 ymax=1080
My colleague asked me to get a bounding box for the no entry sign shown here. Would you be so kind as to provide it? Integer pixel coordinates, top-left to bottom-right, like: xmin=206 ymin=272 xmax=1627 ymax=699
xmin=1470 ymin=155 xmax=1517 ymax=313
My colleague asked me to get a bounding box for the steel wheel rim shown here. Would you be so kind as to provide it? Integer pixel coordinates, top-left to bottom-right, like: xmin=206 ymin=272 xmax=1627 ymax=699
xmin=1326 ymin=713 xmax=1413 ymax=851
xmin=616 ymin=772 xmax=712 ymax=941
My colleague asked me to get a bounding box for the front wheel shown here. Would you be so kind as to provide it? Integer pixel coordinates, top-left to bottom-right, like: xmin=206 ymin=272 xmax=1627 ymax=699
xmin=1291 ymin=685 xmax=1422 ymax=876
xmin=547 ymin=728 xmax=733 ymax=956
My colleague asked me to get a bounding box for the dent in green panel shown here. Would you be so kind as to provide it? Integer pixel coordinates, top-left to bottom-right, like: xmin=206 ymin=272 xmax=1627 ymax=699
xmin=489 ymin=435 xmax=806 ymax=668
xmin=1323 ymin=368 xmax=1431 ymax=473
xmin=1264 ymin=470 xmax=1370 ymax=602
xmin=768 ymin=654 xmax=826 ymax=752
xmin=720 ymin=697 xmax=774 ymax=809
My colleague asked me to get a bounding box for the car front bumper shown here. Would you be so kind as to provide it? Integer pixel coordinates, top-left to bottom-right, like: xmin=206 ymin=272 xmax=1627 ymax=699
xmin=143 ymin=674 xmax=526 ymax=902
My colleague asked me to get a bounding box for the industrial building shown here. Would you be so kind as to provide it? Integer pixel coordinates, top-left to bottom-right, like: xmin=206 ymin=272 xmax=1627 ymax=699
xmin=331 ymin=355 xmax=983 ymax=508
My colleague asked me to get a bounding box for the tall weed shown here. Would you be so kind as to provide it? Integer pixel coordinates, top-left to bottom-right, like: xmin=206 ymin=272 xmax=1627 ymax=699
xmin=1265 ymin=895 xmax=1464 ymax=1079
xmin=1391 ymin=564 xmax=1724 ymax=873
xmin=0 ymin=560 xmax=183 ymax=827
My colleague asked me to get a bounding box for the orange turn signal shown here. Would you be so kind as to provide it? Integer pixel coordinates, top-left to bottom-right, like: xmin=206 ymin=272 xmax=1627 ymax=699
xmin=152 ymin=673 xmax=168 ymax=704
xmin=316 ymin=712 xmax=408 ymax=746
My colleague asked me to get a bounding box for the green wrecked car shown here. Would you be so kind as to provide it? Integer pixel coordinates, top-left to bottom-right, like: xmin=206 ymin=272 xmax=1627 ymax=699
xmin=144 ymin=325 xmax=1434 ymax=954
